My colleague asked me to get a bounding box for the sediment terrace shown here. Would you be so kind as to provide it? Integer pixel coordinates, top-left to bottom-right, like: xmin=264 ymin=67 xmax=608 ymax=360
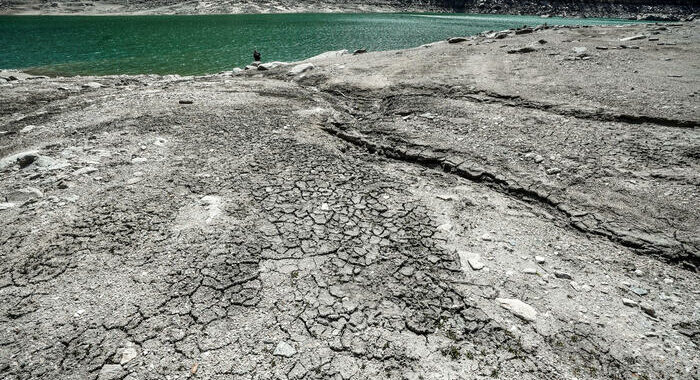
xmin=1 ymin=22 xmax=698 ymax=379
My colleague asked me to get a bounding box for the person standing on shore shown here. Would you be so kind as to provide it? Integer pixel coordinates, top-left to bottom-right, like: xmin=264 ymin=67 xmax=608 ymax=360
xmin=253 ymin=49 xmax=261 ymax=62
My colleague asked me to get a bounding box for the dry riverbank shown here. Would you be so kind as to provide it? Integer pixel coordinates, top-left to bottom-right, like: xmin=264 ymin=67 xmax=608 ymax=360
xmin=1 ymin=22 xmax=699 ymax=379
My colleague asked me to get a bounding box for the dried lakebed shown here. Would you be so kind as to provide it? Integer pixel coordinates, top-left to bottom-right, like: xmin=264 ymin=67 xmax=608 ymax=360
xmin=1 ymin=23 xmax=699 ymax=380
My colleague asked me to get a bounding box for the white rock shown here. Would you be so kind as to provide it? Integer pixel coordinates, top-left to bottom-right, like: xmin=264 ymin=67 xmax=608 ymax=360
xmin=97 ymin=364 xmax=124 ymax=380
xmin=273 ymin=341 xmax=296 ymax=357
xmin=83 ymin=82 xmax=103 ymax=89
xmin=535 ymin=256 xmax=545 ymax=264
xmin=73 ymin=166 xmax=98 ymax=176
xmin=307 ymin=49 xmax=349 ymax=61
xmin=620 ymin=35 xmax=646 ymax=42
xmin=288 ymin=63 xmax=315 ymax=76
xmin=523 ymin=268 xmax=538 ymax=275
xmin=20 ymin=125 xmax=37 ymax=133
xmin=468 ymin=258 xmax=485 ymax=271
xmin=496 ymin=298 xmax=538 ymax=322
xmin=119 ymin=346 xmax=138 ymax=364
xmin=622 ymin=298 xmax=638 ymax=307
xmin=258 ymin=61 xmax=287 ymax=71
xmin=131 ymin=157 xmax=148 ymax=164
xmin=0 ymin=202 xmax=17 ymax=210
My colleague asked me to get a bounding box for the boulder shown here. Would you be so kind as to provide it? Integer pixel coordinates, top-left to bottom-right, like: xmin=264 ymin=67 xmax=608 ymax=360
xmin=273 ymin=341 xmax=296 ymax=357
xmin=0 ymin=150 xmax=40 ymax=170
xmin=448 ymin=37 xmax=468 ymax=44
xmin=5 ymin=187 xmax=43 ymax=203
xmin=507 ymin=46 xmax=537 ymax=54
xmin=258 ymin=61 xmax=286 ymax=71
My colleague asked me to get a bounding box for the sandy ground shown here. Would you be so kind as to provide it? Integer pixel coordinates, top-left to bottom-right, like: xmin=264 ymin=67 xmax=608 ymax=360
xmin=0 ymin=22 xmax=699 ymax=380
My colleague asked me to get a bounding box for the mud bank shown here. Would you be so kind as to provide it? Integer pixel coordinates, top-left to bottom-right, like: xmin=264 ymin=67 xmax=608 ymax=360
xmin=1 ymin=22 xmax=699 ymax=380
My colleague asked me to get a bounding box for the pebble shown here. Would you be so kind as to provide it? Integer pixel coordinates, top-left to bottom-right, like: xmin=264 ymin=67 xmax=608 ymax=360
xmin=663 ymin=278 xmax=674 ymax=284
xmin=496 ymin=298 xmax=538 ymax=322
xmin=554 ymin=271 xmax=573 ymax=280
xmin=120 ymin=346 xmax=138 ymax=364
xmin=534 ymin=154 xmax=544 ymax=163
xmin=97 ymin=364 xmax=124 ymax=380
xmin=131 ymin=157 xmax=148 ymax=164
xmin=179 ymin=100 xmax=193 ymax=104
xmin=273 ymin=341 xmax=297 ymax=357
xmin=535 ymin=256 xmax=545 ymax=264
xmin=622 ymin=298 xmax=638 ymax=307
xmin=448 ymin=37 xmax=468 ymax=44
xmin=468 ymin=258 xmax=485 ymax=271
xmin=630 ymin=287 xmax=649 ymax=296
xmin=83 ymin=82 xmax=103 ymax=89
xmin=620 ymin=35 xmax=647 ymax=41
xmin=73 ymin=166 xmax=98 ymax=176
xmin=641 ymin=304 xmax=656 ymax=317
xmin=480 ymin=233 xmax=493 ymax=241
xmin=546 ymin=167 xmax=561 ymax=175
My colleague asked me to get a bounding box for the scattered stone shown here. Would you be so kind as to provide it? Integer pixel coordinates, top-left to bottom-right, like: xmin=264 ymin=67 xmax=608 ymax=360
xmin=273 ymin=341 xmax=296 ymax=357
xmin=232 ymin=67 xmax=244 ymax=74
xmin=82 ymin=82 xmax=103 ymax=89
xmin=663 ymin=278 xmax=674 ymax=284
xmin=16 ymin=153 xmax=38 ymax=168
xmin=0 ymin=202 xmax=17 ymax=210
xmin=515 ymin=28 xmax=534 ymax=35
xmin=620 ymin=35 xmax=646 ymax=42
xmin=5 ymin=187 xmax=43 ymax=203
xmin=126 ymin=177 xmax=143 ymax=185
xmin=630 ymin=287 xmax=649 ymax=296
xmin=572 ymin=47 xmax=588 ymax=56
xmin=538 ymin=39 xmax=547 ymax=44
xmin=73 ymin=166 xmax=98 ymax=176
xmin=523 ymin=268 xmax=538 ymax=275
xmin=622 ymin=298 xmax=638 ymax=307
xmin=496 ymin=298 xmax=537 ymax=322
xmin=534 ymin=154 xmax=544 ymax=163
xmin=179 ymin=100 xmax=193 ymax=104
xmin=546 ymin=167 xmax=561 ymax=175
xmin=258 ymin=61 xmax=286 ymax=71
xmin=468 ymin=258 xmax=485 ymax=271
xmin=480 ymin=233 xmax=493 ymax=241
xmin=20 ymin=125 xmax=38 ymax=134
xmin=288 ymin=63 xmax=315 ymax=76
xmin=535 ymin=256 xmax=545 ymax=264
xmin=641 ymin=304 xmax=656 ymax=317
xmin=596 ymin=46 xmax=609 ymax=50
xmin=448 ymin=37 xmax=468 ymax=44
xmin=554 ymin=271 xmax=572 ymax=280
xmin=97 ymin=364 xmax=125 ymax=380
xmin=353 ymin=48 xmax=367 ymax=55
xmin=507 ymin=46 xmax=537 ymax=54
xmin=119 ymin=346 xmax=138 ymax=364
xmin=131 ymin=157 xmax=148 ymax=164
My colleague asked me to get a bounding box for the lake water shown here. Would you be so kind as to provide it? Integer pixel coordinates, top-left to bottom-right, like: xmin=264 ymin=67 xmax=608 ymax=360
xmin=0 ymin=13 xmax=646 ymax=76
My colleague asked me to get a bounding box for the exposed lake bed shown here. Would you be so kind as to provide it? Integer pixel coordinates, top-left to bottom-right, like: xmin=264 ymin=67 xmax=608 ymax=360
xmin=1 ymin=21 xmax=698 ymax=379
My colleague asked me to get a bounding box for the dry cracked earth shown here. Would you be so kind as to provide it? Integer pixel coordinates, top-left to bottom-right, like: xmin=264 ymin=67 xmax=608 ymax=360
xmin=1 ymin=23 xmax=699 ymax=380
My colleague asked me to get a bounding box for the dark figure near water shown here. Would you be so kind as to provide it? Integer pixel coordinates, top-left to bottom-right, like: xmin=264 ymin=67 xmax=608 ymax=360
xmin=253 ymin=50 xmax=261 ymax=62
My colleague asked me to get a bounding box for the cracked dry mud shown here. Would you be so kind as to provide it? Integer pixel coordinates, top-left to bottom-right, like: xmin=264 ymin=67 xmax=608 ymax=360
xmin=1 ymin=22 xmax=699 ymax=380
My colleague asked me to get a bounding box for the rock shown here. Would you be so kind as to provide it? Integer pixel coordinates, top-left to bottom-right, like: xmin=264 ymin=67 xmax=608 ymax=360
xmin=572 ymin=47 xmax=588 ymax=57
xmin=546 ymin=167 xmax=561 ymax=175
xmin=126 ymin=177 xmax=143 ymax=185
xmin=73 ymin=167 xmax=98 ymax=176
xmin=97 ymin=364 xmax=125 ymax=380
xmin=308 ymin=50 xmax=349 ymax=61
xmin=16 ymin=153 xmax=38 ymax=168
xmin=535 ymin=256 xmax=545 ymax=264
xmin=232 ymin=67 xmax=244 ymax=74
xmin=622 ymin=298 xmax=638 ymax=307
xmin=538 ymin=39 xmax=547 ymax=44
xmin=595 ymin=46 xmax=609 ymax=50
xmin=131 ymin=157 xmax=148 ymax=164
xmin=179 ymin=100 xmax=193 ymax=104
xmin=641 ymin=304 xmax=656 ymax=317
xmin=468 ymin=258 xmax=485 ymax=271
xmin=5 ymin=187 xmax=43 ymax=203
xmin=20 ymin=125 xmax=35 ymax=134
xmin=515 ymin=28 xmax=534 ymax=35
xmin=82 ymin=82 xmax=103 ymax=89
xmin=448 ymin=37 xmax=468 ymax=44
xmin=288 ymin=63 xmax=315 ymax=76
xmin=0 ymin=202 xmax=17 ymax=210
xmin=534 ymin=155 xmax=544 ymax=163
xmin=0 ymin=150 xmax=40 ymax=170
xmin=353 ymin=48 xmax=367 ymax=55
xmin=273 ymin=341 xmax=296 ymax=357
xmin=258 ymin=61 xmax=286 ymax=71
xmin=554 ymin=271 xmax=572 ymax=280
xmin=496 ymin=298 xmax=537 ymax=322
xmin=119 ymin=346 xmax=138 ymax=364
xmin=620 ymin=35 xmax=646 ymax=42
xmin=508 ymin=46 xmax=537 ymax=54
xmin=630 ymin=287 xmax=648 ymax=296
xmin=523 ymin=268 xmax=538 ymax=275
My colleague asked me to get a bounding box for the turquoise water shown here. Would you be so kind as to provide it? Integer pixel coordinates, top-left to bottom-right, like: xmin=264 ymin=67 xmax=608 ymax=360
xmin=0 ymin=13 xmax=647 ymax=76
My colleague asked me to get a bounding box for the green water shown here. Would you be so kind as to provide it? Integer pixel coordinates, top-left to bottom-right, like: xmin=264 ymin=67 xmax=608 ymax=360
xmin=0 ymin=13 xmax=647 ymax=76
